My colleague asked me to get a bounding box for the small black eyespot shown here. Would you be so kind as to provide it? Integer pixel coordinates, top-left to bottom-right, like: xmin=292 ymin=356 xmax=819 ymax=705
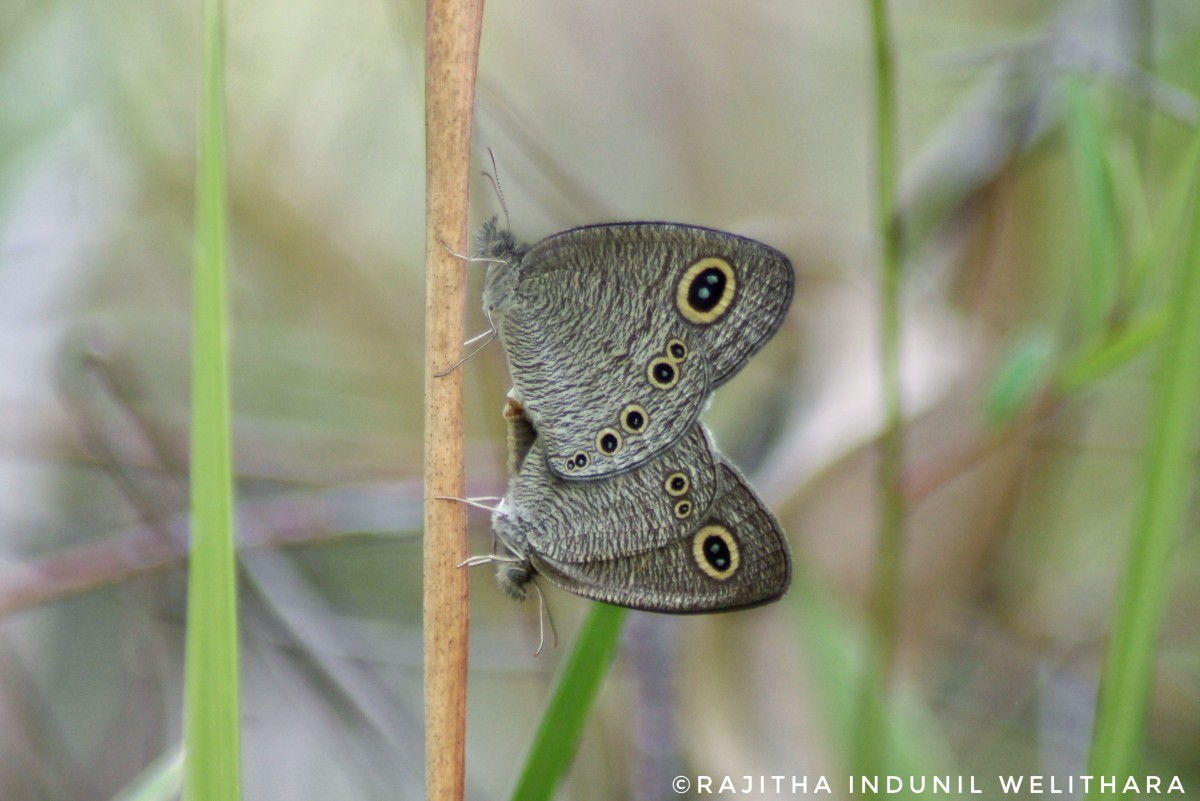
xmin=647 ymin=356 xmax=680 ymax=389
xmin=664 ymin=471 xmax=690 ymax=497
xmin=620 ymin=404 xmax=650 ymax=434
xmin=601 ymin=433 xmax=618 ymax=453
xmin=570 ymin=451 xmax=588 ymax=469
xmin=674 ymin=500 xmax=692 ymax=519
xmin=667 ymin=339 xmax=688 ymax=361
xmin=565 ymin=458 xmax=575 ymax=471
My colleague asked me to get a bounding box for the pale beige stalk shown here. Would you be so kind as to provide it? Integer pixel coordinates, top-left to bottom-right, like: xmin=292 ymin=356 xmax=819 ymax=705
xmin=423 ymin=0 xmax=484 ymax=798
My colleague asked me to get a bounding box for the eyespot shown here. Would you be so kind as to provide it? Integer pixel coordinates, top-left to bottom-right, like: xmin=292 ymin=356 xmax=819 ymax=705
xmin=566 ymin=451 xmax=589 ymax=471
xmin=692 ymin=525 xmax=740 ymax=580
xmin=664 ymin=471 xmax=690 ymax=497
xmin=647 ymin=357 xmax=678 ymax=389
xmin=596 ymin=428 xmax=622 ymax=455
xmin=676 ymin=257 xmax=737 ymax=324
xmin=621 ymin=404 xmax=649 ymax=434
xmin=673 ymin=499 xmax=693 ymax=519
xmin=666 ymin=338 xmax=689 ymax=362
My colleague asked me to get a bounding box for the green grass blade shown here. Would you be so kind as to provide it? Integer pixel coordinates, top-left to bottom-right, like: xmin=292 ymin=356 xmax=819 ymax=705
xmin=1108 ymin=137 xmax=1154 ymax=282
xmin=183 ymin=0 xmax=241 ymax=798
xmin=1085 ymin=133 xmax=1200 ymax=789
xmin=1055 ymin=143 xmax=1200 ymax=396
xmin=508 ymin=603 xmax=628 ymax=801
xmin=1065 ymin=75 xmax=1121 ymax=336
xmin=855 ymin=0 xmax=905 ymax=788
xmin=1056 ymin=309 xmax=1167 ymax=395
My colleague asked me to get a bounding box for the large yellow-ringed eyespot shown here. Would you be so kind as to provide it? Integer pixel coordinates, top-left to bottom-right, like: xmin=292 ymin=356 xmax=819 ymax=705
xmin=676 ymin=257 xmax=737 ymax=324
xmin=673 ymin=499 xmax=693 ymax=519
xmin=647 ymin=356 xmax=678 ymax=389
xmin=692 ymin=525 xmax=740 ymax=580
xmin=565 ymin=451 xmax=589 ymax=471
xmin=620 ymin=403 xmax=649 ymax=434
xmin=596 ymin=428 xmax=623 ymax=455
xmin=665 ymin=338 xmax=689 ymax=363
xmin=664 ymin=471 xmax=690 ymax=497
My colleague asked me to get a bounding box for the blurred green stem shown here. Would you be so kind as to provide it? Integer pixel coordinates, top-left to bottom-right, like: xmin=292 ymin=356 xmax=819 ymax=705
xmin=853 ymin=0 xmax=905 ymax=785
xmin=1085 ymin=136 xmax=1200 ymax=792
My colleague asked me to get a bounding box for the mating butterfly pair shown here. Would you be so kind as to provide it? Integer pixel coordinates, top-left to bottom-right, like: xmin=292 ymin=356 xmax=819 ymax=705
xmin=471 ymin=219 xmax=794 ymax=613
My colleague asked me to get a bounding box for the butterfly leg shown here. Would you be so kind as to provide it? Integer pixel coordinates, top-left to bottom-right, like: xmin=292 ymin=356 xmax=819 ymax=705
xmin=437 ymin=239 xmax=508 ymax=266
xmin=433 ymin=307 xmax=498 ymax=377
xmin=457 ymin=550 xmax=533 ymax=599
xmin=435 ymin=495 xmax=507 ymax=515
xmin=531 ymin=581 xmax=558 ymax=656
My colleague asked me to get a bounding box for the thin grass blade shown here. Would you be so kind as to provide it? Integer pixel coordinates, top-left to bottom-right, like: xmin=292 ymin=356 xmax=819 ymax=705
xmin=1065 ymin=75 xmax=1122 ymax=336
xmin=182 ymin=0 xmax=241 ymax=797
xmin=1086 ymin=134 xmax=1200 ymax=787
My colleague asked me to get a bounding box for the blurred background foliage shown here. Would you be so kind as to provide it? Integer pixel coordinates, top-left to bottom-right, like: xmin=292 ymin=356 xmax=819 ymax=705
xmin=0 ymin=0 xmax=1198 ymax=799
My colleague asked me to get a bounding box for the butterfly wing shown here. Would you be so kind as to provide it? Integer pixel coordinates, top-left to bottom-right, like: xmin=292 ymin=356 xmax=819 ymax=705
xmin=529 ymin=460 xmax=792 ymax=613
xmin=493 ymin=223 xmax=793 ymax=481
xmin=627 ymin=224 xmax=796 ymax=387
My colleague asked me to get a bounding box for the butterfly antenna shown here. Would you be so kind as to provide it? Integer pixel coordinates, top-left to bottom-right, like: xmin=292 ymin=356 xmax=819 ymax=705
xmin=532 ymin=580 xmax=559 ymax=656
xmin=484 ymin=147 xmax=511 ymax=232
xmin=434 ymin=307 xmax=498 ymax=377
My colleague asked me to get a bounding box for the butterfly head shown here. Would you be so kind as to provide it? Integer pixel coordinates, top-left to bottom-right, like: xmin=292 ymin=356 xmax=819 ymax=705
xmin=475 ymin=216 xmax=520 ymax=262
xmin=477 ymin=217 xmax=524 ymax=318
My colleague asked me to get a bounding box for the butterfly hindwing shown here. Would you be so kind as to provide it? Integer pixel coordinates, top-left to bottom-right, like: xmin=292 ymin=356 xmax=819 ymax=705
xmin=507 ymin=422 xmax=720 ymax=562
xmin=492 ymin=417 xmax=791 ymax=613
xmin=526 ymin=461 xmax=791 ymax=613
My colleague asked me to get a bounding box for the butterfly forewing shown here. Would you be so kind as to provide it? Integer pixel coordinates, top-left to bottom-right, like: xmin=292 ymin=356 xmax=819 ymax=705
xmin=489 ymin=222 xmax=794 ymax=483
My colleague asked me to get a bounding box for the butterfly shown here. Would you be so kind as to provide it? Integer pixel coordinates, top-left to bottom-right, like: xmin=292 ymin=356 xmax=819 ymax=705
xmin=478 ymin=220 xmax=794 ymax=482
